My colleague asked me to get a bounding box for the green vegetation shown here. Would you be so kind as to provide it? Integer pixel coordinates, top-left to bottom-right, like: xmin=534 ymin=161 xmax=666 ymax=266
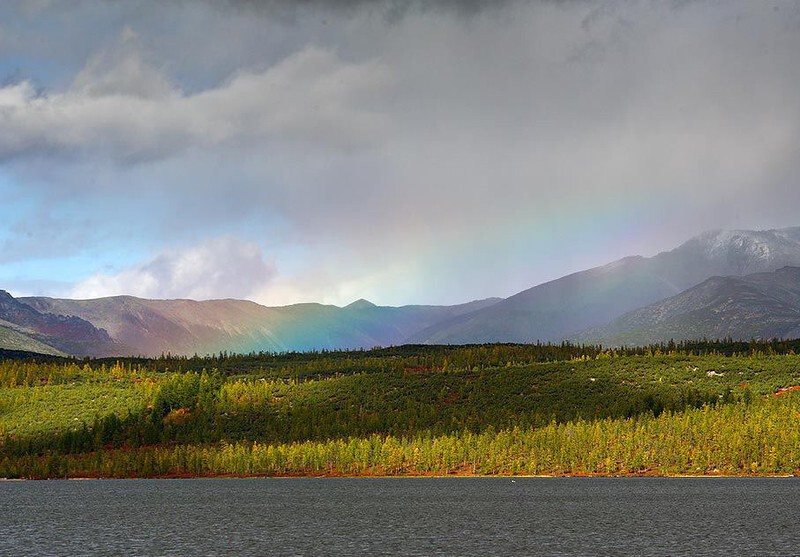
xmin=2 ymin=341 xmax=800 ymax=478
xmin=5 ymin=394 xmax=798 ymax=479
xmin=0 ymin=383 xmax=148 ymax=438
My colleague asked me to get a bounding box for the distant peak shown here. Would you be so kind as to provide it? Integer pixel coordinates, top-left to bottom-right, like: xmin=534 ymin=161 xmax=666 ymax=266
xmin=671 ymin=226 xmax=800 ymax=262
xmin=345 ymin=298 xmax=376 ymax=310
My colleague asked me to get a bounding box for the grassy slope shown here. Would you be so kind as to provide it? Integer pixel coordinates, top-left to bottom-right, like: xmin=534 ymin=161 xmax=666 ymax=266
xmin=6 ymin=353 xmax=794 ymax=444
xmin=0 ymin=382 xmax=148 ymax=438
xmin=204 ymin=354 xmax=797 ymax=444
xmin=4 ymin=393 xmax=799 ymax=479
xmin=2 ymin=351 xmax=800 ymax=478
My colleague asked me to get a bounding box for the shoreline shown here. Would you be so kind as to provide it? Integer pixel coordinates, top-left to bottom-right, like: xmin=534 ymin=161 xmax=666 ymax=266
xmin=2 ymin=472 xmax=796 ymax=481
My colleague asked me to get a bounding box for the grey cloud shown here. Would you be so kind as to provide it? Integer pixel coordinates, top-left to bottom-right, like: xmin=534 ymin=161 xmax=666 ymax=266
xmin=2 ymin=0 xmax=800 ymax=305
xmin=0 ymin=38 xmax=390 ymax=162
xmin=71 ymin=27 xmax=176 ymax=100
xmin=216 ymin=0 xmax=518 ymax=19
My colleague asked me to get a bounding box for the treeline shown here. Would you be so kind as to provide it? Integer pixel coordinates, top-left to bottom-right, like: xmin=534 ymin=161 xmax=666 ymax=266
xmin=3 ymin=392 xmax=798 ymax=479
xmin=7 ymin=337 xmax=800 ymax=385
xmin=116 ymin=338 xmax=800 ymax=377
xmin=0 ymin=360 xmax=151 ymax=388
xmin=0 ymin=349 xmax=67 ymax=362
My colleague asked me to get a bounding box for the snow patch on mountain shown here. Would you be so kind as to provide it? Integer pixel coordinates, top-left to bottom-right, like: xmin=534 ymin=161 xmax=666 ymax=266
xmin=671 ymin=228 xmax=800 ymax=276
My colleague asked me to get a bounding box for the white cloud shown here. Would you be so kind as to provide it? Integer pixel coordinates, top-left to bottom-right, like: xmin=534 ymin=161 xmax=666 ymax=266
xmin=71 ymin=236 xmax=277 ymax=300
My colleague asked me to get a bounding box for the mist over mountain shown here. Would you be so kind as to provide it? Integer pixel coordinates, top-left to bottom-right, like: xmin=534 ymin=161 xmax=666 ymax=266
xmin=577 ymin=266 xmax=800 ymax=346
xmin=409 ymin=227 xmax=800 ymax=344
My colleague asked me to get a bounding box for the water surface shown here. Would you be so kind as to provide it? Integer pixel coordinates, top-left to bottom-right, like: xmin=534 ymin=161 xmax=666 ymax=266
xmin=1 ymin=477 xmax=797 ymax=556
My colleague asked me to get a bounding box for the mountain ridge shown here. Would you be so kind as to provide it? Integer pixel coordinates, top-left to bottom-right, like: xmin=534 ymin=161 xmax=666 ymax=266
xmin=409 ymin=227 xmax=800 ymax=344
xmin=6 ymin=226 xmax=800 ymax=357
xmin=19 ymin=294 xmax=502 ymax=357
xmin=576 ymin=266 xmax=800 ymax=345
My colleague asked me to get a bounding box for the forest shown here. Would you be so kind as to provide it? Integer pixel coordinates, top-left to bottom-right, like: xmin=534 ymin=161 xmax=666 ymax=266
xmin=1 ymin=340 xmax=800 ymax=478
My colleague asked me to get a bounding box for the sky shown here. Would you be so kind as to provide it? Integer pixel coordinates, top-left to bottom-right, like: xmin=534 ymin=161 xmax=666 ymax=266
xmin=1 ymin=0 xmax=799 ymax=307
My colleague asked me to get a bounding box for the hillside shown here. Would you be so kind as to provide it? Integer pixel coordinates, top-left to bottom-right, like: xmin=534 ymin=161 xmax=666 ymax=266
xmin=578 ymin=266 xmax=800 ymax=346
xmin=410 ymin=227 xmax=800 ymax=344
xmin=0 ymin=290 xmax=123 ymax=357
xmin=0 ymin=324 xmax=66 ymax=357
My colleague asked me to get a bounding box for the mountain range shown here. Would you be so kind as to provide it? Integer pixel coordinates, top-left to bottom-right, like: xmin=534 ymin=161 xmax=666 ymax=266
xmin=9 ymin=294 xmax=500 ymax=357
xmin=410 ymin=227 xmax=800 ymax=344
xmin=4 ymin=226 xmax=800 ymax=357
xmin=577 ymin=265 xmax=800 ymax=346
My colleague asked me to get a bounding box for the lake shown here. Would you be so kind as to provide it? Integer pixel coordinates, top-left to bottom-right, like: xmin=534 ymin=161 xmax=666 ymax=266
xmin=1 ymin=477 xmax=798 ymax=556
